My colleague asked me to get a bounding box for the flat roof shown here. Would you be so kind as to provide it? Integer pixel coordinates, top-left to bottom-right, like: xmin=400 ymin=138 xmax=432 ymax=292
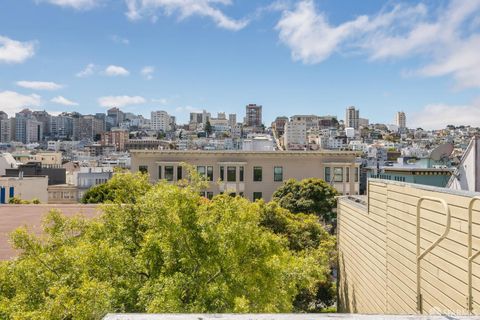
xmin=130 ymin=150 xmax=359 ymax=156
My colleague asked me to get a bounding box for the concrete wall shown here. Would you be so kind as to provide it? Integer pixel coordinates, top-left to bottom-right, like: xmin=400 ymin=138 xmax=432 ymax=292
xmin=131 ymin=150 xmax=360 ymax=201
xmin=0 ymin=176 xmax=48 ymax=203
xmin=338 ymin=179 xmax=480 ymax=315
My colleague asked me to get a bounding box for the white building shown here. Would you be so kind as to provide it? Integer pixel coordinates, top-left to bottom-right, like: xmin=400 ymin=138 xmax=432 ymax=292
xmin=0 ymin=176 xmax=48 ymax=203
xmin=284 ymin=118 xmax=307 ymax=150
xmin=242 ymin=135 xmax=275 ymax=151
xmin=150 ymin=110 xmax=171 ymax=132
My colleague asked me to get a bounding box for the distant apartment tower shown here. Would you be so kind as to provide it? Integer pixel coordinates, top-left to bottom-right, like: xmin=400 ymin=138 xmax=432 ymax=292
xmin=228 ymin=114 xmax=237 ymax=127
xmin=284 ymin=117 xmax=307 ymax=150
xmin=32 ymin=110 xmax=51 ymax=138
xmin=395 ymin=111 xmax=406 ymax=129
xmin=50 ymin=115 xmax=74 ymax=139
xmin=189 ymin=110 xmax=210 ymax=128
xmin=73 ymin=115 xmax=104 ymax=141
xmin=106 ymin=107 xmax=125 ymax=129
xmin=0 ymin=118 xmax=14 ymax=143
xmin=273 ymin=116 xmax=288 ymax=136
xmin=150 ymin=110 xmax=171 ymax=132
xmin=15 ymin=109 xmax=43 ymax=144
xmin=345 ymin=106 xmax=359 ymax=130
xmin=101 ymin=128 xmax=129 ymax=151
xmin=245 ymin=104 xmax=262 ymax=128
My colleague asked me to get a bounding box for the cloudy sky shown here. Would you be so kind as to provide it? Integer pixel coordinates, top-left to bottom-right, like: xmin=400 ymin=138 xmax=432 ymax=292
xmin=1 ymin=0 xmax=480 ymax=128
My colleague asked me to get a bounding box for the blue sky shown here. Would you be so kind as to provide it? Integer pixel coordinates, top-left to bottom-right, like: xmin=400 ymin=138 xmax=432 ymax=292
xmin=1 ymin=0 xmax=480 ymax=128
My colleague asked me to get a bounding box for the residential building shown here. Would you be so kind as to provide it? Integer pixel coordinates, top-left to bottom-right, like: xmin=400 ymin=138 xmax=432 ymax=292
xmin=396 ymin=111 xmax=407 ymax=129
xmin=448 ymin=136 xmax=480 ymax=192
xmin=0 ymin=118 xmax=14 ymax=143
xmin=189 ymin=110 xmax=210 ymax=129
xmin=5 ymin=162 xmax=66 ymax=185
xmin=47 ymin=184 xmax=79 ymax=204
xmin=345 ymin=106 xmax=360 ymax=130
xmin=284 ymin=118 xmax=307 ymax=150
xmin=150 ymin=110 xmax=171 ymax=132
xmin=0 ymin=153 xmax=18 ymax=175
xmin=0 ymin=176 xmax=48 ymax=203
xmin=106 ymin=107 xmax=125 ymax=128
xmin=242 ymin=135 xmax=275 ymax=151
xmin=101 ymin=128 xmax=129 ymax=151
xmin=72 ymin=167 xmax=114 ymax=199
xmin=338 ymin=179 xmax=480 ymax=315
xmin=32 ymin=110 xmax=51 ymax=138
xmin=73 ymin=115 xmax=104 ymax=141
xmin=273 ymin=116 xmax=288 ymax=136
xmin=228 ymin=114 xmax=237 ymax=127
xmin=245 ymin=104 xmax=262 ymax=129
xmin=50 ymin=115 xmax=74 ymax=139
xmin=15 ymin=109 xmax=43 ymax=144
xmin=131 ymin=150 xmax=360 ymax=200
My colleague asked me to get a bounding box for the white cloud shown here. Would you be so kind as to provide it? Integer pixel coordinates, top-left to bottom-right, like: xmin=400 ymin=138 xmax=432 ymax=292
xmin=0 ymin=35 xmax=36 ymax=64
xmin=16 ymin=80 xmax=63 ymax=91
xmin=141 ymin=66 xmax=155 ymax=80
xmin=410 ymin=102 xmax=480 ymax=129
xmin=175 ymin=105 xmax=202 ymax=113
xmin=51 ymin=96 xmax=79 ymax=106
xmin=0 ymin=91 xmax=43 ymax=116
xmin=37 ymin=0 xmax=100 ymax=10
xmin=275 ymin=0 xmax=480 ymax=88
xmin=104 ymin=65 xmax=130 ymax=76
xmin=152 ymin=98 xmax=168 ymax=105
xmin=125 ymin=0 xmax=248 ymax=31
xmin=98 ymin=95 xmax=146 ymax=107
xmin=111 ymin=35 xmax=130 ymax=45
xmin=76 ymin=63 xmax=96 ymax=77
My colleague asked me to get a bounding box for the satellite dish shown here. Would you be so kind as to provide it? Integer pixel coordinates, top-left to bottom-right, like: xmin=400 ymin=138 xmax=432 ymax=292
xmin=430 ymin=143 xmax=454 ymax=161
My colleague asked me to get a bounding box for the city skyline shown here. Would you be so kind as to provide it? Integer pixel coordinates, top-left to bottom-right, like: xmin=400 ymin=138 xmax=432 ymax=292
xmin=1 ymin=0 xmax=480 ymax=128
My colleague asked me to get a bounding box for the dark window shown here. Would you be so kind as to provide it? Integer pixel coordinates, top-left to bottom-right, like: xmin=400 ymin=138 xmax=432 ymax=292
xmin=325 ymin=167 xmax=331 ymax=182
xmin=177 ymin=166 xmax=182 ymax=180
xmin=239 ymin=192 xmax=244 ymax=197
xmin=346 ymin=167 xmax=350 ymax=182
xmin=165 ymin=166 xmax=174 ymax=181
xmin=227 ymin=166 xmax=236 ymax=182
xmin=229 ymin=192 xmax=236 ymax=197
xmin=197 ymin=166 xmax=206 ymax=177
xmin=334 ymin=167 xmax=343 ymax=182
xmin=207 ymin=166 xmax=213 ymax=181
xmin=158 ymin=166 xmax=162 ymax=179
xmin=220 ymin=166 xmax=224 ymax=181
xmin=355 ymin=167 xmax=359 ymax=182
xmin=207 ymin=192 xmax=214 ymax=200
xmin=139 ymin=165 xmax=148 ymax=174
xmin=253 ymin=166 xmax=262 ymax=182
xmin=274 ymin=166 xmax=283 ymax=182
xmin=253 ymin=192 xmax=263 ymax=201
xmin=199 ymin=191 xmax=206 ymax=197
xmin=239 ymin=166 xmax=244 ymax=182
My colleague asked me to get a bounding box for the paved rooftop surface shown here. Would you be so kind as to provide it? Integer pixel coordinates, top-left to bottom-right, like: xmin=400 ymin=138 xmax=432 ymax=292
xmin=103 ymin=314 xmax=480 ymax=320
xmin=0 ymin=204 xmax=100 ymax=260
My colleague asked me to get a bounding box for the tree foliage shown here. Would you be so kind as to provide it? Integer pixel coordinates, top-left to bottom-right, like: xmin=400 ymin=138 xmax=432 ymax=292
xmin=0 ymin=173 xmax=334 ymax=318
xmin=272 ymin=178 xmax=338 ymax=224
xmin=81 ymin=171 xmax=152 ymax=204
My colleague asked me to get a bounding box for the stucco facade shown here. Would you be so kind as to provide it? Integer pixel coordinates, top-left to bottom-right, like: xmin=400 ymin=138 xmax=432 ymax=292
xmin=131 ymin=150 xmax=360 ymax=201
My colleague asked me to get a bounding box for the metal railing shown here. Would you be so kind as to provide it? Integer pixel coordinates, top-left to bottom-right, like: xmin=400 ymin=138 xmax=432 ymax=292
xmin=468 ymin=196 xmax=480 ymax=315
xmin=416 ymin=196 xmax=452 ymax=314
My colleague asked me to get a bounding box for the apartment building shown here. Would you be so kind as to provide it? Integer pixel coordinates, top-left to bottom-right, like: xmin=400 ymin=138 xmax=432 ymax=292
xmin=245 ymin=104 xmax=262 ymax=129
xmin=150 ymin=110 xmax=171 ymax=132
xmin=131 ymin=150 xmax=360 ymax=201
xmin=345 ymin=106 xmax=360 ymax=130
xmin=284 ymin=118 xmax=307 ymax=150
xmin=338 ymin=179 xmax=480 ymax=315
xmin=101 ymin=128 xmax=129 ymax=151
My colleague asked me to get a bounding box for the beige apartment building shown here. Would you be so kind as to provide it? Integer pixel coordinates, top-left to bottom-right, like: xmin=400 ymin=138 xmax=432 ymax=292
xmin=131 ymin=150 xmax=360 ymax=201
xmin=338 ymin=179 xmax=480 ymax=315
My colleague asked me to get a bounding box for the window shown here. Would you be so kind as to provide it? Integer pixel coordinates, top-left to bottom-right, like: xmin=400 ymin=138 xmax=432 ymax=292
xmin=177 ymin=166 xmax=182 ymax=180
xmin=207 ymin=192 xmax=214 ymax=200
xmin=197 ymin=166 xmax=206 ymax=177
xmin=334 ymin=167 xmax=343 ymax=182
xmin=227 ymin=166 xmax=236 ymax=182
xmin=158 ymin=166 xmax=162 ymax=179
xmin=325 ymin=167 xmax=331 ymax=182
xmin=346 ymin=167 xmax=350 ymax=183
xmin=229 ymin=192 xmax=236 ymax=197
xmin=165 ymin=166 xmax=174 ymax=181
xmin=355 ymin=167 xmax=359 ymax=182
xmin=239 ymin=192 xmax=244 ymax=197
xmin=253 ymin=192 xmax=263 ymax=201
xmin=199 ymin=191 xmax=206 ymax=197
xmin=220 ymin=166 xmax=224 ymax=181
xmin=274 ymin=166 xmax=283 ymax=182
xmin=239 ymin=166 xmax=244 ymax=182
xmin=139 ymin=165 xmax=148 ymax=174
xmin=253 ymin=167 xmax=262 ymax=181
xmin=207 ymin=166 xmax=213 ymax=181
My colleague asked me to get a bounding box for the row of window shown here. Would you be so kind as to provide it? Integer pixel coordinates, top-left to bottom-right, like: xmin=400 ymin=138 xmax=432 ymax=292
xmin=371 ymin=174 xmax=406 ymax=182
xmin=199 ymin=191 xmax=263 ymax=201
xmin=139 ymin=165 xmax=284 ymax=182
xmin=324 ymin=167 xmax=359 ymax=183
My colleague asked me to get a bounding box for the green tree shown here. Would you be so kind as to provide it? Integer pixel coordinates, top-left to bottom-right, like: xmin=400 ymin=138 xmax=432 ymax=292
xmin=272 ymin=178 xmax=338 ymax=224
xmin=81 ymin=171 xmax=152 ymax=204
xmin=204 ymin=120 xmax=212 ymax=137
xmin=0 ymin=174 xmax=330 ymax=318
